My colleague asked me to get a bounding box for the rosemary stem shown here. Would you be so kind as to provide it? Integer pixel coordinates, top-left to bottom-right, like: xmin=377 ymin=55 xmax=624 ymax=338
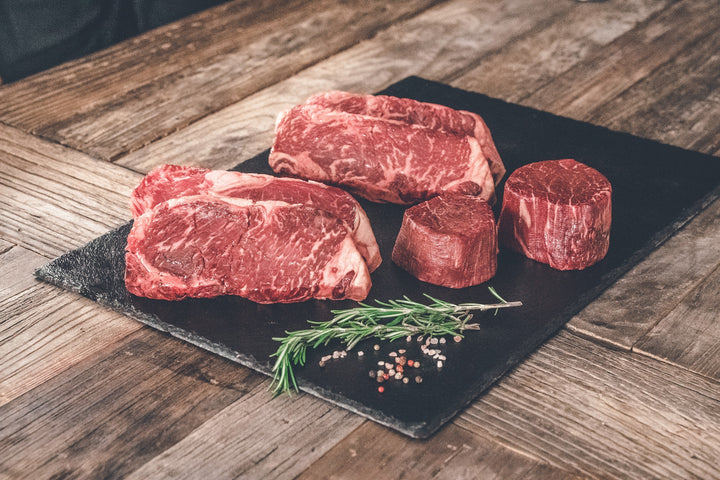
xmin=453 ymin=301 xmax=523 ymax=312
xmin=270 ymin=288 xmax=522 ymax=396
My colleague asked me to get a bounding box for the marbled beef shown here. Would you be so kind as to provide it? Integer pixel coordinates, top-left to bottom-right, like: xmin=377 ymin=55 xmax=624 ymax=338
xmin=131 ymin=164 xmax=381 ymax=272
xmin=269 ymin=94 xmax=497 ymax=205
xmin=304 ymin=91 xmax=506 ymax=186
xmin=125 ymin=196 xmax=371 ymax=303
xmin=392 ymin=194 xmax=497 ymax=288
xmin=497 ymin=159 xmax=612 ymax=271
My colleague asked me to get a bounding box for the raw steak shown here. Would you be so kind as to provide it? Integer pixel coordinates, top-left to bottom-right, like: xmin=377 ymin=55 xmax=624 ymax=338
xmin=497 ymin=159 xmax=612 ymax=271
xmin=125 ymin=195 xmax=371 ymax=303
xmin=305 ymin=91 xmax=506 ymax=185
xmin=269 ymin=101 xmax=496 ymax=205
xmin=392 ymin=194 xmax=497 ymax=288
xmin=131 ymin=164 xmax=381 ymax=272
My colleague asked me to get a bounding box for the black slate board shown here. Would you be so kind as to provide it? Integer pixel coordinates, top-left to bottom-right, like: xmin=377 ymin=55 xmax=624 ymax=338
xmin=36 ymin=77 xmax=720 ymax=438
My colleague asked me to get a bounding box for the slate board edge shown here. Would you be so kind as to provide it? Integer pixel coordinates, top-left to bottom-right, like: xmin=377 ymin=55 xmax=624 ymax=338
xmin=33 ymin=249 xmax=519 ymax=439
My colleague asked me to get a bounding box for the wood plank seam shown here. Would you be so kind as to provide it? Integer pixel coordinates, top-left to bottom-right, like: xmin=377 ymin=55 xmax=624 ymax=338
xmin=453 ymin=328 xmax=720 ymax=478
xmin=0 ymin=164 xmax=126 ymax=232
xmin=629 ymin=260 xmax=720 ymax=382
xmin=566 ymin=321 xmax=720 ymax=393
xmin=510 ymin=0 xmax=687 ymax=105
xmin=94 ymin=0 xmax=452 ymax=164
xmin=0 ymin=118 xmax=110 ymax=166
xmin=580 ymin=24 xmax=720 ymax=125
xmin=519 ymin=0 xmax=720 ymax=122
xmin=442 ymin=1 xmax=575 ymax=84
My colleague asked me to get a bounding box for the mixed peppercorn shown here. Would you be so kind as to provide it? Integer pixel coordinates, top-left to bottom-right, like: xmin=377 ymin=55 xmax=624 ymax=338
xmin=318 ymin=333 xmax=463 ymax=394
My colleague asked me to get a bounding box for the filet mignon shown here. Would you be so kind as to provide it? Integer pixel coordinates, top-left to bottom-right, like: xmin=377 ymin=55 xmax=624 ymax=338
xmin=392 ymin=194 xmax=497 ymax=288
xmin=497 ymin=159 xmax=612 ymax=271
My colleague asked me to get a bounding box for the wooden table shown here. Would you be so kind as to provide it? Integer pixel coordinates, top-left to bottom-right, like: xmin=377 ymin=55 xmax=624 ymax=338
xmin=1 ymin=1 xmax=719 ymax=478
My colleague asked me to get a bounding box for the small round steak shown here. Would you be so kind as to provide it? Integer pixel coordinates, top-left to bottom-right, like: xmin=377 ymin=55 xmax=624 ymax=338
xmin=392 ymin=194 xmax=497 ymax=288
xmin=497 ymin=159 xmax=612 ymax=270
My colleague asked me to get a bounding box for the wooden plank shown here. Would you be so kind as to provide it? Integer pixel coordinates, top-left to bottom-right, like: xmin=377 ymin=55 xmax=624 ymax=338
xmin=0 ymin=247 xmax=362 ymax=479
xmin=0 ymin=239 xmax=12 ymax=254
xmin=451 ymin=0 xmax=672 ymax=103
xmin=586 ymin=21 xmax=720 ymax=155
xmin=0 ymin=0 xmax=440 ymax=162
xmin=634 ymin=263 xmax=720 ymax=381
xmin=0 ymin=246 xmax=45 ymax=298
xmin=0 ymin=246 xmax=141 ymax=406
xmin=521 ymin=0 xmax=720 ymax=121
xmin=0 ymin=124 xmax=141 ymax=257
xmin=116 ymin=0 xmax=576 ymax=173
xmin=0 ymin=0 xmax=277 ymax=127
xmin=453 ymin=330 xmax=720 ymax=479
xmin=567 ymin=197 xmax=720 ymax=350
xmin=123 ymin=384 xmax=363 ymax=479
xmin=0 ymin=0 xmax=419 ymax=129
xmin=0 ymin=329 xmax=266 ymax=479
xmin=295 ymin=421 xmax=585 ymax=480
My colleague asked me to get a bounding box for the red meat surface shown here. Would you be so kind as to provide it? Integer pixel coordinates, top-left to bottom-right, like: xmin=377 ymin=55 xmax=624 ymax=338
xmin=131 ymin=164 xmax=381 ymax=272
xmin=497 ymin=159 xmax=612 ymax=271
xmin=304 ymin=91 xmax=506 ymax=186
xmin=392 ymin=194 xmax=498 ymax=288
xmin=125 ymin=196 xmax=371 ymax=303
xmin=269 ymin=93 xmax=498 ymax=205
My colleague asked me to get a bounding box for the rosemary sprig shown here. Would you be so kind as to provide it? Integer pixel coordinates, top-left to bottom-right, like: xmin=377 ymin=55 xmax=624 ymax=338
xmin=270 ymin=288 xmax=522 ymax=396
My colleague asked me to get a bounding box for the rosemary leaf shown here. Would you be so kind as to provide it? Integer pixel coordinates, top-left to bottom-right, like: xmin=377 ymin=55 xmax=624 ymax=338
xmin=270 ymin=287 xmax=521 ymax=396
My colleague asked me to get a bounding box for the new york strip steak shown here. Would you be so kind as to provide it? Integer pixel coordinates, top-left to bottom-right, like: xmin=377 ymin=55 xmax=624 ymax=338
xmin=131 ymin=164 xmax=381 ymax=272
xmin=125 ymin=196 xmax=371 ymax=303
xmin=269 ymin=92 xmax=501 ymax=205
xmin=304 ymin=91 xmax=505 ymax=186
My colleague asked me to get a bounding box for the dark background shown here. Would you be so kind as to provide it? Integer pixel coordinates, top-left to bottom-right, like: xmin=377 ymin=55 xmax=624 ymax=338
xmin=0 ymin=0 xmax=229 ymax=83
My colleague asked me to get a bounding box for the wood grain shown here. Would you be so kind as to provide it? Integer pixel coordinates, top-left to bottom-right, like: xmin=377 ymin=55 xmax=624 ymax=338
xmin=0 ymin=246 xmax=46 ymax=298
xmin=451 ymin=0 xmax=672 ymax=103
xmin=116 ymin=0 xmax=575 ymax=173
xmin=0 ymin=0 xmax=290 ymax=128
xmin=0 ymin=329 xmax=268 ymax=479
xmin=522 ymin=0 xmax=720 ymax=121
xmin=0 ymin=0 xmax=435 ymax=131
xmin=295 ymin=421 xmax=586 ymax=480
xmin=454 ymin=330 xmax=720 ymax=479
xmin=123 ymin=383 xmax=364 ymax=480
xmin=634 ymin=263 xmax=720 ymax=381
xmin=567 ymin=197 xmax=720 ymax=350
xmin=0 ymin=246 xmax=140 ymax=406
xmin=1 ymin=1 xmax=720 ymax=477
xmin=0 ymin=0 xmax=440 ymax=161
xmin=0 ymin=239 xmax=12 ymax=254
xmin=586 ymin=19 xmax=720 ymax=155
xmin=0 ymin=124 xmax=140 ymax=257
